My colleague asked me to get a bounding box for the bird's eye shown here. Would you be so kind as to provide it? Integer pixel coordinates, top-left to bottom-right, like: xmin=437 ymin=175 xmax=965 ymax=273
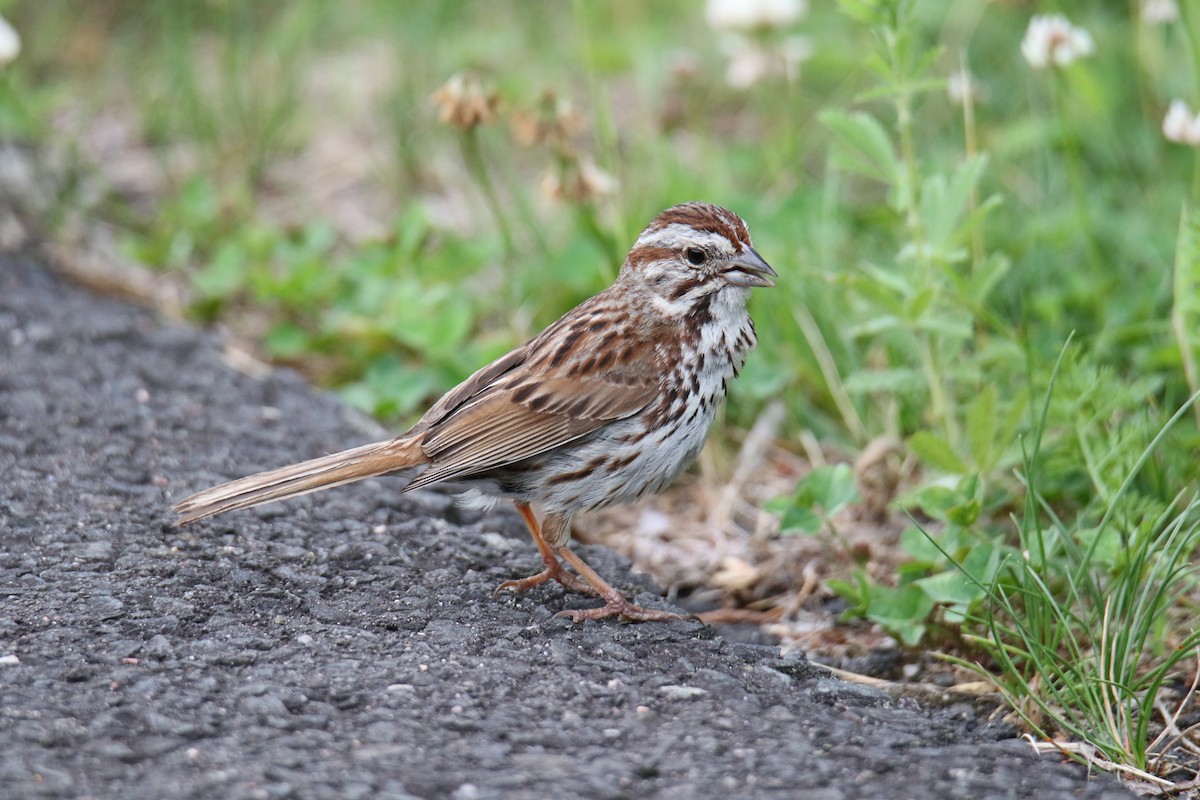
xmin=684 ymin=247 xmax=706 ymax=266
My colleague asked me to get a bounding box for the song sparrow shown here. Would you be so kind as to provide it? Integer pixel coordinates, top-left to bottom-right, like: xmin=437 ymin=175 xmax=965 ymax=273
xmin=173 ymin=202 xmax=776 ymax=622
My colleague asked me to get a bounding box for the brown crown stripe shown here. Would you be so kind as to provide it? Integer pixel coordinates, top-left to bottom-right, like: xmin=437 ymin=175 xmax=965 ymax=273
xmin=647 ymin=203 xmax=750 ymax=248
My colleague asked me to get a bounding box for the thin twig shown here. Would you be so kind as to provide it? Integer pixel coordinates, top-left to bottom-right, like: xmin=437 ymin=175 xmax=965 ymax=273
xmin=1025 ymin=739 xmax=1176 ymax=788
xmin=709 ymin=400 xmax=785 ymax=531
xmin=812 ymin=662 xmax=998 ymax=704
xmin=1148 ymin=650 xmax=1200 ymax=764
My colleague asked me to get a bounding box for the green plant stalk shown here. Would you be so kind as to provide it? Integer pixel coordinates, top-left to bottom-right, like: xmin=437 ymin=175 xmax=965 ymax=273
xmin=811 ymin=155 xmax=871 ymax=439
xmin=547 ymin=148 xmax=620 ymax=271
xmin=459 ymin=128 xmax=516 ymax=258
xmin=915 ymin=333 xmax=956 ymax=442
xmin=497 ymin=164 xmax=551 ymax=258
xmin=794 ymin=303 xmax=867 ymax=443
xmin=569 ymin=0 xmax=627 ymax=248
xmin=1048 ymin=70 xmax=1109 ymax=277
xmin=1183 ymin=0 xmax=1200 ymax=141
xmin=1097 ymin=599 xmax=1130 ymax=756
xmin=885 ymin=19 xmax=958 ymax=447
xmin=1072 ymin=419 xmax=1113 ymax=502
xmin=894 ymin=76 xmax=927 ymax=273
xmin=1193 ymin=145 xmax=1200 ymax=206
xmin=957 ymin=53 xmax=984 ymax=272
xmin=1171 ymin=206 xmax=1200 ymax=430
xmin=1023 ymin=335 xmax=1075 ymax=568
xmin=574 ymin=203 xmax=619 ymax=281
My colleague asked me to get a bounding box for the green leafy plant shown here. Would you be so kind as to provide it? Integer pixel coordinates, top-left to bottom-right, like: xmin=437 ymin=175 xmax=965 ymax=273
xmin=942 ymin=349 xmax=1200 ymax=777
xmin=826 ymin=474 xmax=1006 ymax=646
xmin=768 ymin=463 xmax=860 ymax=536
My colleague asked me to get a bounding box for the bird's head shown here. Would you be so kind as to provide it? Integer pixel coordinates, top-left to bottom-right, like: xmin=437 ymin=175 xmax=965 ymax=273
xmin=621 ymin=202 xmax=776 ymax=317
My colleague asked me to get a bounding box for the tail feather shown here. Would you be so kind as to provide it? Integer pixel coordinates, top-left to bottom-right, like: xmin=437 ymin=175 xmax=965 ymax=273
xmin=172 ymin=438 xmax=425 ymax=525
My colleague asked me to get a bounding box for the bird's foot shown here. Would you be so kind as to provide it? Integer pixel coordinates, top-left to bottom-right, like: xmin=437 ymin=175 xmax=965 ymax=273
xmin=556 ymin=596 xmax=692 ymax=623
xmin=548 ymin=543 xmax=691 ymax=623
xmin=493 ymin=564 xmax=598 ymax=597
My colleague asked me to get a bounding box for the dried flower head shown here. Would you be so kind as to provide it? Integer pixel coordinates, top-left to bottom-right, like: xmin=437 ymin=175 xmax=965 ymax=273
xmin=669 ymin=50 xmax=702 ymax=82
xmin=705 ymin=0 xmax=807 ymax=32
xmin=0 ymin=14 xmax=20 ymax=67
xmin=540 ymin=159 xmax=617 ymax=205
xmin=1163 ymin=100 xmax=1200 ymax=147
xmin=1141 ymin=0 xmax=1179 ymax=24
xmin=1020 ymin=14 xmax=1094 ymax=69
xmin=511 ymin=91 xmax=583 ymax=151
xmin=431 ymin=72 xmax=498 ymax=131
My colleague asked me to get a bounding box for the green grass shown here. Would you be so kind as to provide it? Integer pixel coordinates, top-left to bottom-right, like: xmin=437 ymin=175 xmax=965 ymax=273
xmin=943 ymin=344 xmax=1200 ymax=777
xmin=2 ymin=0 xmax=1199 ymax=780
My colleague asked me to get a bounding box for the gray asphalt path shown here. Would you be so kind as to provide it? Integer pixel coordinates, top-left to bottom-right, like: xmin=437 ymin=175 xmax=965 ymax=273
xmin=0 ymin=255 xmax=1133 ymax=799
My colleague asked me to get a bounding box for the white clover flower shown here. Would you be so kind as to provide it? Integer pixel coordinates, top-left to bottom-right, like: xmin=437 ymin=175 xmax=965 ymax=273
xmin=706 ymin=0 xmax=807 ymax=32
xmin=0 ymin=15 xmax=20 ymax=67
xmin=718 ymin=32 xmax=811 ymax=88
xmin=1141 ymin=0 xmax=1179 ymax=24
xmin=721 ymin=37 xmax=774 ymax=89
xmin=1163 ymin=100 xmax=1200 ymax=147
xmin=1021 ymin=14 xmax=1094 ymax=69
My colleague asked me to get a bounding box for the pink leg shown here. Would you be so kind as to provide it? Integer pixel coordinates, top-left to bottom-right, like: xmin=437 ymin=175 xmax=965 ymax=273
xmin=493 ymin=502 xmax=598 ymax=597
xmin=553 ymin=546 xmax=690 ymax=623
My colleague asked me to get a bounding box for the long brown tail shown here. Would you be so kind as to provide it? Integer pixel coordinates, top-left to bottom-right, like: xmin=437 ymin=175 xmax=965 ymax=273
xmin=172 ymin=438 xmax=426 ymax=525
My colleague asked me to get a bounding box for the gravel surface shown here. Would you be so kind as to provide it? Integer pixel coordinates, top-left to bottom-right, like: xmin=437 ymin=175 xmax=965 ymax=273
xmin=0 ymin=255 xmax=1134 ymax=799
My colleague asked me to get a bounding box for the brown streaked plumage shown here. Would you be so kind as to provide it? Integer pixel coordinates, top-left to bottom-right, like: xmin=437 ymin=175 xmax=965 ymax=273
xmin=173 ymin=202 xmax=775 ymax=622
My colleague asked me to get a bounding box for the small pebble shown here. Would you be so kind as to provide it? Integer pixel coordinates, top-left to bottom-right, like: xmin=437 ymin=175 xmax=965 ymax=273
xmin=0 ymin=654 xmax=19 ymax=665
xmin=658 ymin=685 xmax=709 ymax=699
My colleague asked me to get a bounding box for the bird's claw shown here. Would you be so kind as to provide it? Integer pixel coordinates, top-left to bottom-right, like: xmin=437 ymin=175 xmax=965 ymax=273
xmin=556 ymin=599 xmax=692 ymax=623
xmin=493 ymin=567 xmax=598 ymax=598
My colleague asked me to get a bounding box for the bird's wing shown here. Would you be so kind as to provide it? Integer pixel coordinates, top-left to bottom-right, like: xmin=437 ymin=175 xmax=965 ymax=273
xmin=403 ymin=314 xmax=660 ymax=491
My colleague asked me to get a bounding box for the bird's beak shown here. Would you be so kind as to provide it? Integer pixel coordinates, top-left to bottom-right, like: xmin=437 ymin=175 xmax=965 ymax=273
xmin=723 ymin=247 xmax=777 ymax=288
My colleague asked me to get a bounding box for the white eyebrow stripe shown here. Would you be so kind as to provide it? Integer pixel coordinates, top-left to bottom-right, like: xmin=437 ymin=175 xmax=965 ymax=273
xmin=637 ymin=224 xmax=736 ymax=251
